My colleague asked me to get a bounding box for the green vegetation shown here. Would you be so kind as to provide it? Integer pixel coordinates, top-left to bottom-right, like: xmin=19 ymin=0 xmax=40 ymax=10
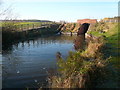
xmin=0 ymin=21 xmax=40 ymax=27
xmin=48 ymin=22 xmax=119 ymax=88
xmin=88 ymin=22 xmax=120 ymax=87
xmin=2 ymin=21 xmax=60 ymax=50
xmin=1 ymin=21 xmax=55 ymax=31
xmin=48 ymin=36 xmax=109 ymax=88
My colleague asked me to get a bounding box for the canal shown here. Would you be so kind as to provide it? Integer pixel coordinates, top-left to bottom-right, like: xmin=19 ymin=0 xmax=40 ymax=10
xmin=2 ymin=35 xmax=76 ymax=88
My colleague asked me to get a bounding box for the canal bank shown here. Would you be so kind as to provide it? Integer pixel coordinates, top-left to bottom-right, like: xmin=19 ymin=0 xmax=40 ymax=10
xmin=2 ymin=24 xmax=60 ymax=50
xmin=47 ymin=22 xmax=119 ymax=88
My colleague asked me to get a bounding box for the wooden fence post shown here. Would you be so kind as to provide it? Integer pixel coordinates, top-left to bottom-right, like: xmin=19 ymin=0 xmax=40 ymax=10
xmin=21 ymin=25 xmax=23 ymax=31
xmin=33 ymin=24 xmax=34 ymax=29
xmin=49 ymin=24 xmax=50 ymax=28
xmin=27 ymin=24 xmax=29 ymax=30
xmin=39 ymin=23 xmax=41 ymax=27
xmin=25 ymin=24 xmax=27 ymax=30
xmin=15 ymin=25 xmax=17 ymax=31
xmin=20 ymin=25 xmax=22 ymax=31
xmin=18 ymin=25 xmax=20 ymax=31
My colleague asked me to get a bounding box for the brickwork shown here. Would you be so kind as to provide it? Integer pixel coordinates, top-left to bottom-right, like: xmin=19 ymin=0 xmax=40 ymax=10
xmin=77 ymin=19 xmax=97 ymax=24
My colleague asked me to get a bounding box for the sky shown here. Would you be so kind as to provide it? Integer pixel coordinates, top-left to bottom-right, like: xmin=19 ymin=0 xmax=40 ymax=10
xmin=1 ymin=0 xmax=119 ymax=22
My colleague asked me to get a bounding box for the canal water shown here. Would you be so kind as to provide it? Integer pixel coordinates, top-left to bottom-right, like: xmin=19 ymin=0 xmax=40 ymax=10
xmin=2 ymin=35 xmax=76 ymax=88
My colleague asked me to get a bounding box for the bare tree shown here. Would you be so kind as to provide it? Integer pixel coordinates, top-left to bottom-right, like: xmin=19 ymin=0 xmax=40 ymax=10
xmin=0 ymin=0 xmax=18 ymax=20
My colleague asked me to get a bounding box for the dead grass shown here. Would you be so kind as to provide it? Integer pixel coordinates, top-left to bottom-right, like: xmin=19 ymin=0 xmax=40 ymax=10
xmin=48 ymin=35 xmax=109 ymax=88
xmin=60 ymin=23 xmax=81 ymax=32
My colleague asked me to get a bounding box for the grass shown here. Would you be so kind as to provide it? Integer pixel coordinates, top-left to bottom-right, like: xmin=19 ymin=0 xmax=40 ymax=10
xmin=1 ymin=21 xmax=55 ymax=31
xmin=48 ymin=22 xmax=119 ymax=88
xmin=48 ymin=36 xmax=109 ymax=88
xmin=0 ymin=21 xmax=39 ymax=27
xmin=2 ymin=21 xmax=60 ymax=50
xmin=88 ymin=22 xmax=119 ymax=87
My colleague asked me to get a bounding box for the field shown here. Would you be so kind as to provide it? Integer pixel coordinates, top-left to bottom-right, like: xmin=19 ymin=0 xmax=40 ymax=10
xmin=1 ymin=21 xmax=55 ymax=31
xmin=0 ymin=21 xmax=39 ymax=27
xmin=2 ymin=21 xmax=60 ymax=49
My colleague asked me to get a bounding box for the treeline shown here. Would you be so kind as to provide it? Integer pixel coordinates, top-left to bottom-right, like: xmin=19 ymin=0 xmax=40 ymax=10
xmin=0 ymin=19 xmax=53 ymax=23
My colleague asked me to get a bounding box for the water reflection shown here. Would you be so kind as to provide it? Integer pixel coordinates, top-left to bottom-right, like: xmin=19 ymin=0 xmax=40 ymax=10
xmin=74 ymin=35 xmax=85 ymax=50
xmin=3 ymin=35 xmax=76 ymax=54
xmin=2 ymin=35 xmax=76 ymax=88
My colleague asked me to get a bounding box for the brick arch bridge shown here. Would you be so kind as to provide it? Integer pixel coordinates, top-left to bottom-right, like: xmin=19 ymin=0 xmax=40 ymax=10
xmin=77 ymin=19 xmax=97 ymax=24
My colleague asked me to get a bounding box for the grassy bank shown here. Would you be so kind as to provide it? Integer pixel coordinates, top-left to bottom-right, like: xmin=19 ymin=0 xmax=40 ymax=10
xmin=1 ymin=21 xmax=55 ymax=31
xmin=48 ymin=22 xmax=119 ymax=88
xmin=88 ymin=22 xmax=119 ymax=87
xmin=2 ymin=21 xmax=60 ymax=50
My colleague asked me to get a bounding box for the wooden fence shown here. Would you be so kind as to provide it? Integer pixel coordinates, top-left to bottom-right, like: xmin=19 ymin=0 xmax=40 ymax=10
xmin=2 ymin=22 xmax=56 ymax=31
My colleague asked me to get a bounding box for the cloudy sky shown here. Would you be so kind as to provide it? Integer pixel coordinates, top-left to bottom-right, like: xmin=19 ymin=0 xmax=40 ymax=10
xmin=1 ymin=0 xmax=119 ymax=22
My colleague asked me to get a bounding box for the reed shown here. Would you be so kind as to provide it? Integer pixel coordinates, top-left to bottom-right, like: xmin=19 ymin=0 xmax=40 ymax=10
xmin=48 ymin=36 xmax=110 ymax=88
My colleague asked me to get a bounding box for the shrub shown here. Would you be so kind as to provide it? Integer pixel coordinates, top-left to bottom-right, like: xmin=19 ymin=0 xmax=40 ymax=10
xmin=48 ymin=36 xmax=110 ymax=88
